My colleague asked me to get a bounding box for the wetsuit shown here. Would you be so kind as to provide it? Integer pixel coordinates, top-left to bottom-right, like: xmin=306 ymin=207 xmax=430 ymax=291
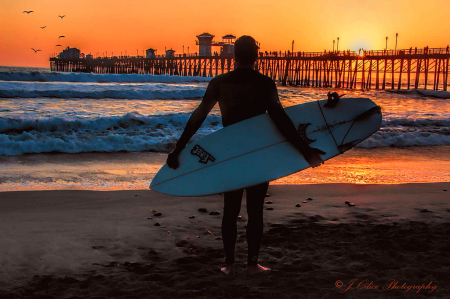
xmin=175 ymin=67 xmax=311 ymax=266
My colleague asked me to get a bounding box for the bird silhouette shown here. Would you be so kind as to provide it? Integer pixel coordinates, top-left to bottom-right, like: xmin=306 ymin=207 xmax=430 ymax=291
xmin=58 ymin=36 xmax=65 ymax=39
xmin=23 ymin=11 xmax=34 ymax=14
xmin=40 ymin=26 xmax=47 ymax=29
xmin=31 ymin=48 xmax=41 ymax=53
xmin=58 ymin=15 xmax=66 ymax=19
xmin=55 ymin=44 xmax=62 ymax=47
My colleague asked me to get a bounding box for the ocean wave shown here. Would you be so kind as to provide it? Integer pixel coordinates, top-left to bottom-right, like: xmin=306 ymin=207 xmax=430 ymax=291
xmin=0 ymin=81 xmax=206 ymax=99
xmin=1 ymin=114 xmax=449 ymax=155
xmin=0 ymin=71 xmax=212 ymax=83
xmin=385 ymin=89 xmax=450 ymax=99
xmin=3 ymin=115 xmax=446 ymax=134
xmin=0 ymin=113 xmax=222 ymax=155
xmin=0 ymin=88 xmax=205 ymax=100
xmin=359 ymin=130 xmax=450 ymax=148
xmin=0 ymin=113 xmax=222 ymax=134
xmin=382 ymin=117 xmax=450 ymax=127
xmin=417 ymin=90 xmax=450 ymax=99
xmin=360 ymin=118 xmax=450 ymax=148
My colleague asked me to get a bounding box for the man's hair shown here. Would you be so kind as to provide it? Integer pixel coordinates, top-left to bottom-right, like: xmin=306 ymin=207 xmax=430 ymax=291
xmin=234 ymin=35 xmax=259 ymax=64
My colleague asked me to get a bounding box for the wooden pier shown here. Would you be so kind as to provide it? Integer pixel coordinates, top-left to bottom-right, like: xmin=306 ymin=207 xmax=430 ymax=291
xmin=50 ymin=48 xmax=450 ymax=91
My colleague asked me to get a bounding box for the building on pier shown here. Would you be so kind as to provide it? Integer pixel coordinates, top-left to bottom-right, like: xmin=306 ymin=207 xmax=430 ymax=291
xmin=196 ymin=33 xmax=237 ymax=57
xmin=196 ymin=33 xmax=215 ymax=56
xmin=146 ymin=48 xmax=156 ymax=58
xmin=165 ymin=48 xmax=175 ymax=58
xmin=220 ymin=35 xmax=236 ymax=56
xmin=58 ymin=46 xmax=81 ymax=59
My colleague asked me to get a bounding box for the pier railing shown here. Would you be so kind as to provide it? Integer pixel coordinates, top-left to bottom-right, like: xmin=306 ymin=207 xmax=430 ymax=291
xmin=364 ymin=48 xmax=449 ymax=56
xmin=49 ymin=47 xmax=450 ymax=91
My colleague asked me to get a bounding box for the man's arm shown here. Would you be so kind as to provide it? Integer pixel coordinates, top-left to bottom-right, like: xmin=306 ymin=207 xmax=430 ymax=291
xmin=167 ymin=81 xmax=218 ymax=169
xmin=266 ymin=82 xmax=325 ymax=167
xmin=175 ymin=99 xmax=217 ymax=150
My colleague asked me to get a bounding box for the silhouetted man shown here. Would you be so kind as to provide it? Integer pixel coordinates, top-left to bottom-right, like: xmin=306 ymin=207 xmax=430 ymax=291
xmin=167 ymin=35 xmax=325 ymax=276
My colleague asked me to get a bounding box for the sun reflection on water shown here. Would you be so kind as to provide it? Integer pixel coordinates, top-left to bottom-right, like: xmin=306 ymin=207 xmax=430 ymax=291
xmin=0 ymin=147 xmax=448 ymax=191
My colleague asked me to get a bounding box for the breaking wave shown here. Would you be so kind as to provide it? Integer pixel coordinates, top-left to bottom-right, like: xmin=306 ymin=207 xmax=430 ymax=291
xmin=0 ymin=71 xmax=212 ymax=83
xmin=1 ymin=114 xmax=449 ymax=155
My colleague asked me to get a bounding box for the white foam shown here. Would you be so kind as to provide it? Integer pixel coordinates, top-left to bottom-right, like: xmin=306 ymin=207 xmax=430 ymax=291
xmin=359 ymin=130 xmax=450 ymax=148
xmin=0 ymin=113 xmax=223 ymax=155
xmin=0 ymin=71 xmax=212 ymax=83
xmin=382 ymin=117 xmax=450 ymax=127
xmin=1 ymin=113 xmax=449 ymax=155
xmin=0 ymin=81 xmax=207 ymax=100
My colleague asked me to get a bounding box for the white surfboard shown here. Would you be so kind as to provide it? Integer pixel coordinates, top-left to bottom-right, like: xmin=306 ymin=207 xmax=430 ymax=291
xmin=150 ymin=98 xmax=382 ymax=196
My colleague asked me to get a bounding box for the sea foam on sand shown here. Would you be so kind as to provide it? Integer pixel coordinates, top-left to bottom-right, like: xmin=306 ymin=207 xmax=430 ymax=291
xmin=0 ymin=183 xmax=449 ymax=298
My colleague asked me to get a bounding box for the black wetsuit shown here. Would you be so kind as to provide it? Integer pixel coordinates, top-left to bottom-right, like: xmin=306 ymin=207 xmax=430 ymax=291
xmin=203 ymin=68 xmax=281 ymax=127
xmin=176 ymin=67 xmax=311 ymax=266
xmin=204 ymin=68 xmax=278 ymax=266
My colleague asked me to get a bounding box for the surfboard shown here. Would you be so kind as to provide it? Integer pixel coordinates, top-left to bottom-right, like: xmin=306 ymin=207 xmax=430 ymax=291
xmin=150 ymin=97 xmax=382 ymax=196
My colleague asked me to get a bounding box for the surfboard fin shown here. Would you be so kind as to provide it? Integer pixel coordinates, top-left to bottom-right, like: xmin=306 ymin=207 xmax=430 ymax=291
xmin=355 ymin=106 xmax=381 ymax=121
xmin=338 ymin=139 xmax=362 ymax=152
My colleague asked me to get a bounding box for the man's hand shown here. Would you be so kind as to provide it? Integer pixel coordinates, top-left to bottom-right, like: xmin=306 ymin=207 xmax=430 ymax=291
xmin=303 ymin=147 xmax=326 ymax=168
xmin=167 ymin=146 xmax=182 ymax=169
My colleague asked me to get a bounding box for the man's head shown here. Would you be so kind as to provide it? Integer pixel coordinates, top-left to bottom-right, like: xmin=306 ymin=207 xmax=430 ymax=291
xmin=234 ymin=35 xmax=259 ymax=65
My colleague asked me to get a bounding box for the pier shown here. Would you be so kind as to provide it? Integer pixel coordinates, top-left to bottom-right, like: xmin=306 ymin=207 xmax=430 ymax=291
xmin=49 ymin=48 xmax=450 ymax=91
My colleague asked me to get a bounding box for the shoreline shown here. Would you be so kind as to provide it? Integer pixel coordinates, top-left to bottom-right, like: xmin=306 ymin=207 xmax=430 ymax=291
xmin=1 ymin=180 xmax=446 ymax=193
xmin=1 ymin=180 xmax=448 ymax=191
xmin=1 ymin=183 xmax=449 ymax=298
xmin=1 ymin=146 xmax=449 ymax=192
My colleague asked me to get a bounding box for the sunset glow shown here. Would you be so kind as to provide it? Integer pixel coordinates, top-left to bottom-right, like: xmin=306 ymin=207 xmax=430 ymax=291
xmin=1 ymin=0 xmax=449 ymax=67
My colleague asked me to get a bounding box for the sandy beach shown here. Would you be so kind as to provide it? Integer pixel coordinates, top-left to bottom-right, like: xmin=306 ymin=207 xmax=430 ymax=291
xmin=2 ymin=0 xmax=450 ymax=297
xmin=1 ymin=65 xmax=449 ymax=299
xmin=1 ymin=183 xmax=449 ymax=298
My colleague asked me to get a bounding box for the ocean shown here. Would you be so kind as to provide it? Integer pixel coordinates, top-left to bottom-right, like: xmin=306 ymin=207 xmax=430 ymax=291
xmin=0 ymin=66 xmax=449 ymax=190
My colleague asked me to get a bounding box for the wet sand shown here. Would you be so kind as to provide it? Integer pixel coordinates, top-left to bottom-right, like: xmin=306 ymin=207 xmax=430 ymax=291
xmin=0 ymin=183 xmax=449 ymax=298
xmin=1 ymin=146 xmax=450 ymax=191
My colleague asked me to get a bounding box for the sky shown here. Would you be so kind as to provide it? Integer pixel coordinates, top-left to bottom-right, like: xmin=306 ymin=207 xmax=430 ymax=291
xmin=1 ymin=0 xmax=449 ymax=67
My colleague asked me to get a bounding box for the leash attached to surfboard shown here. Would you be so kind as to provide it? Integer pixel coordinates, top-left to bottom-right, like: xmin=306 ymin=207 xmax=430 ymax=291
xmin=323 ymin=92 xmax=345 ymax=108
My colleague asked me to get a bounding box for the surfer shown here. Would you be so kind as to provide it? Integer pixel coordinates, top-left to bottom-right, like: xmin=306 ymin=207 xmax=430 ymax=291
xmin=167 ymin=35 xmax=325 ymax=276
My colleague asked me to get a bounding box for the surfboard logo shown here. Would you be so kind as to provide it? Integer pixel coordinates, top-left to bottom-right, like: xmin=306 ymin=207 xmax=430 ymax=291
xmin=191 ymin=145 xmax=216 ymax=164
xmin=297 ymin=123 xmax=316 ymax=144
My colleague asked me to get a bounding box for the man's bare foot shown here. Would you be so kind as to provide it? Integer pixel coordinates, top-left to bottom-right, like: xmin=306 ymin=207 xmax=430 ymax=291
xmin=220 ymin=264 xmax=235 ymax=275
xmin=246 ymin=264 xmax=270 ymax=276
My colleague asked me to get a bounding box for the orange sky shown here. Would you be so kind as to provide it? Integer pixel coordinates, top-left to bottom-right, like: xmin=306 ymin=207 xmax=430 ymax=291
xmin=1 ymin=0 xmax=449 ymax=68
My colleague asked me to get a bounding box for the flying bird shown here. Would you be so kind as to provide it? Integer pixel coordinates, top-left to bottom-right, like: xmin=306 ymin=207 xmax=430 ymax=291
xmin=58 ymin=15 xmax=66 ymax=19
xmin=31 ymin=48 xmax=41 ymax=53
xmin=58 ymin=36 xmax=65 ymax=39
xmin=23 ymin=11 xmax=34 ymax=14
xmin=55 ymin=44 xmax=62 ymax=47
xmin=40 ymin=26 xmax=47 ymax=29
